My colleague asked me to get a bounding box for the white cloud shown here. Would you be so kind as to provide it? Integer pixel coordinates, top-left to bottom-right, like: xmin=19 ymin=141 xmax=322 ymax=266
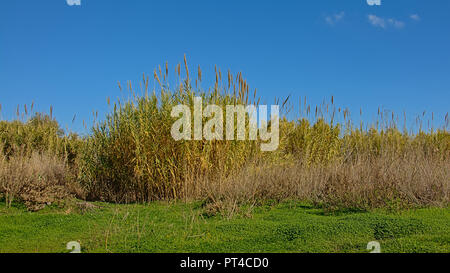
xmin=368 ymin=14 xmax=405 ymax=29
xmin=410 ymin=14 xmax=421 ymax=21
xmin=325 ymin=12 xmax=345 ymax=26
xmin=388 ymin=18 xmax=405 ymax=29
xmin=368 ymin=14 xmax=386 ymax=28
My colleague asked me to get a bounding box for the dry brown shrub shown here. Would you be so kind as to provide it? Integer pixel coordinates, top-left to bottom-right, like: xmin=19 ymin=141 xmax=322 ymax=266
xmin=195 ymin=151 xmax=449 ymax=212
xmin=0 ymin=152 xmax=82 ymax=211
xmin=315 ymin=155 xmax=448 ymax=210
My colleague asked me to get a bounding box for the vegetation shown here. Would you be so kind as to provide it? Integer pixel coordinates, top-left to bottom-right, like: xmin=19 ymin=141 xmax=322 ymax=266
xmin=0 ymin=56 xmax=448 ymax=214
xmin=0 ymin=201 xmax=448 ymax=253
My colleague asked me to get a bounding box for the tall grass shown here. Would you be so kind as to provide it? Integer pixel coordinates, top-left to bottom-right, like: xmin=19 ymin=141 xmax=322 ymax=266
xmin=79 ymin=58 xmax=261 ymax=202
xmin=1 ymin=57 xmax=449 ymax=211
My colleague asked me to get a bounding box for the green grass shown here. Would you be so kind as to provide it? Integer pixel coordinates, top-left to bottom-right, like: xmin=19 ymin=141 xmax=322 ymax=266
xmin=0 ymin=201 xmax=448 ymax=253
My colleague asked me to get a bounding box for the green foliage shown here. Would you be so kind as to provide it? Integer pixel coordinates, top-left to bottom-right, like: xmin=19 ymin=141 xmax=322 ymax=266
xmin=0 ymin=113 xmax=81 ymax=163
xmin=0 ymin=201 xmax=448 ymax=253
xmin=285 ymin=118 xmax=341 ymax=165
xmin=373 ymin=218 xmax=428 ymax=240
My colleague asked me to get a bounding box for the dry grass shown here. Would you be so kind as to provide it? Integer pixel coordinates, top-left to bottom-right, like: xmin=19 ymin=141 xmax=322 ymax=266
xmin=197 ymin=150 xmax=449 ymax=213
xmin=0 ymin=150 xmax=82 ymax=211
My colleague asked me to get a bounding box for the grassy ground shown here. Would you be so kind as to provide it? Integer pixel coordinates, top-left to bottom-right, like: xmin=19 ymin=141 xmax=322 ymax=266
xmin=0 ymin=201 xmax=448 ymax=253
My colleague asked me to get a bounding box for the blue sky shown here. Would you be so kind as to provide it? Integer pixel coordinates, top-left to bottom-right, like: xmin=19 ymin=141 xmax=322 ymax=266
xmin=1 ymin=0 xmax=449 ymax=133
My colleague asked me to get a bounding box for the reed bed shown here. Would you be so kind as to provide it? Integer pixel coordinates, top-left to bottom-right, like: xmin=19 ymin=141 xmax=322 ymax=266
xmin=0 ymin=56 xmax=448 ymax=211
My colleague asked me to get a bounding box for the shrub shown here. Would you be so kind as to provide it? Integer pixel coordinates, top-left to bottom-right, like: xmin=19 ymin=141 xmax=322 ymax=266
xmin=0 ymin=151 xmax=81 ymax=211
